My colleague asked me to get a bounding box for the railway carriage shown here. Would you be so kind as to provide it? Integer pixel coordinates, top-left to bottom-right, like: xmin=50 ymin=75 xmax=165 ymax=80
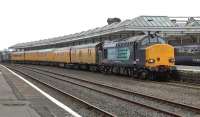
xmin=11 ymin=51 xmax=25 ymax=62
xmin=37 ymin=49 xmax=55 ymax=63
xmin=0 ymin=51 xmax=11 ymax=62
xmin=53 ymin=47 xmax=71 ymax=64
xmin=175 ymin=45 xmax=200 ymax=65
xmin=71 ymin=43 xmax=101 ymax=64
xmin=25 ymin=50 xmax=38 ymax=62
xmin=24 ymin=49 xmax=55 ymax=64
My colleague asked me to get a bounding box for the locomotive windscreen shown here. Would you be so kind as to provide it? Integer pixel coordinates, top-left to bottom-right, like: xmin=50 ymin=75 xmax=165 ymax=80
xmin=141 ymin=37 xmax=166 ymax=46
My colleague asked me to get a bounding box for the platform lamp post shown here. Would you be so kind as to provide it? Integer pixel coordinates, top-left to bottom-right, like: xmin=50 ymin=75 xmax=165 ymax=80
xmin=180 ymin=31 xmax=183 ymax=45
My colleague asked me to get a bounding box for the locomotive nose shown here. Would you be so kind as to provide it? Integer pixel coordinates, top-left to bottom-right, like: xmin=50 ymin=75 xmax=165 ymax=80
xmin=145 ymin=44 xmax=175 ymax=68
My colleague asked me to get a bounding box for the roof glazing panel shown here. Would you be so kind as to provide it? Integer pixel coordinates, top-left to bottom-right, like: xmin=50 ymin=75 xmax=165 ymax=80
xmin=130 ymin=16 xmax=175 ymax=27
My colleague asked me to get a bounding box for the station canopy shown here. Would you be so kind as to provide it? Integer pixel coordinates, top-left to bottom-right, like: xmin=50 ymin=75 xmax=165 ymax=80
xmin=10 ymin=16 xmax=200 ymax=49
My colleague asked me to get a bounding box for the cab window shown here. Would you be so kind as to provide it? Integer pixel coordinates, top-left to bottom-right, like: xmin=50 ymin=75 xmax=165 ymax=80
xmin=150 ymin=37 xmax=157 ymax=43
xmin=141 ymin=37 xmax=166 ymax=46
xmin=158 ymin=37 xmax=166 ymax=43
xmin=141 ymin=38 xmax=149 ymax=45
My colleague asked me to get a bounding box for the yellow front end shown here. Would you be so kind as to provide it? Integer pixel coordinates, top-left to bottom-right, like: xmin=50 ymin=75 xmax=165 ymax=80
xmin=145 ymin=44 xmax=175 ymax=69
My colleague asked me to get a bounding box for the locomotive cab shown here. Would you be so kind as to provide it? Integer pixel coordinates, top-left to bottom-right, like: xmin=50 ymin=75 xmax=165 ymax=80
xmin=140 ymin=36 xmax=175 ymax=69
xmin=145 ymin=44 xmax=175 ymax=70
xmin=136 ymin=36 xmax=176 ymax=80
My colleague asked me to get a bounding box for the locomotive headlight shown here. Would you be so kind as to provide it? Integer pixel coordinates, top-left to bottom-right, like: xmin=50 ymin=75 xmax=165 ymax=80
xmin=169 ymin=58 xmax=175 ymax=63
xmin=148 ymin=59 xmax=155 ymax=63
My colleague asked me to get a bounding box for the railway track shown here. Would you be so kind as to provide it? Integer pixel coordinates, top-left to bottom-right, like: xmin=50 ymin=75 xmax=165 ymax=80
xmin=6 ymin=64 xmax=200 ymax=117
xmin=5 ymin=64 xmax=115 ymax=117
xmin=19 ymin=64 xmax=200 ymax=94
xmin=132 ymin=78 xmax=200 ymax=90
xmin=165 ymin=81 xmax=200 ymax=90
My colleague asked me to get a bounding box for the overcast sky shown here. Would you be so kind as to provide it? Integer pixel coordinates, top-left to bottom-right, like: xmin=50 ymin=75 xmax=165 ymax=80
xmin=0 ymin=0 xmax=199 ymax=50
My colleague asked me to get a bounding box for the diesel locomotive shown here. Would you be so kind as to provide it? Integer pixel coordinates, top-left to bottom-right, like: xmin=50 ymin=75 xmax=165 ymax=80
xmin=10 ymin=35 xmax=176 ymax=80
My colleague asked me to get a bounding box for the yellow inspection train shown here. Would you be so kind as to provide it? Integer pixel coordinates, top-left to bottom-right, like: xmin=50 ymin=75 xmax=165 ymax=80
xmin=11 ymin=35 xmax=176 ymax=80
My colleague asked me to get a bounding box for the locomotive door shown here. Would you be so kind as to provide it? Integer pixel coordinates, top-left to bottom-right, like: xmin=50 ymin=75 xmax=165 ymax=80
xmin=97 ymin=43 xmax=103 ymax=64
xmin=97 ymin=50 xmax=102 ymax=64
xmin=133 ymin=42 xmax=138 ymax=64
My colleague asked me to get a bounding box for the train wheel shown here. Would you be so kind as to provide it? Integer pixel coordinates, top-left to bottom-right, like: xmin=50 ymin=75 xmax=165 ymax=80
xmin=100 ymin=65 xmax=107 ymax=74
xmin=139 ymin=70 xmax=148 ymax=80
xmin=100 ymin=65 xmax=105 ymax=73
xmin=148 ymin=72 xmax=156 ymax=80
xmin=170 ymin=70 xmax=180 ymax=81
xmin=158 ymin=72 xmax=168 ymax=81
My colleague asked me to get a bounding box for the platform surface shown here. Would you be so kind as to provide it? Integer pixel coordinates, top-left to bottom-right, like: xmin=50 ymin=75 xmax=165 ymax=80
xmin=0 ymin=72 xmax=16 ymax=100
xmin=0 ymin=65 xmax=75 ymax=117
xmin=176 ymin=65 xmax=200 ymax=72
xmin=0 ymin=71 xmax=40 ymax=117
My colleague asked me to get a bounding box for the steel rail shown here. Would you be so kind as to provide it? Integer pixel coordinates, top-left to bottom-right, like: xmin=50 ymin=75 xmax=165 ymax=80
xmin=126 ymin=78 xmax=200 ymax=90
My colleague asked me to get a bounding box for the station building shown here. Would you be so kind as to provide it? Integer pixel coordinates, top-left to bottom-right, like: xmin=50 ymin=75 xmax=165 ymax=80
xmin=9 ymin=16 xmax=200 ymax=51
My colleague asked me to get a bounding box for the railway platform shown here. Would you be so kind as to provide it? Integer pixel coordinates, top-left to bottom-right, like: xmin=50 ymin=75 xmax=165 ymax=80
xmin=176 ymin=65 xmax=200 ymax=72
xmin=0 ymin=64 xmax=77 ymax=117
xmin=176 ymin=65 xmax=200 ymax=83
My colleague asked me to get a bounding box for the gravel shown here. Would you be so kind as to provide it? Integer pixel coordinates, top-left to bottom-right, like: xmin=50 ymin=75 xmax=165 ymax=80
xmin=28 ymin=65 xmax=200 ymax=109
